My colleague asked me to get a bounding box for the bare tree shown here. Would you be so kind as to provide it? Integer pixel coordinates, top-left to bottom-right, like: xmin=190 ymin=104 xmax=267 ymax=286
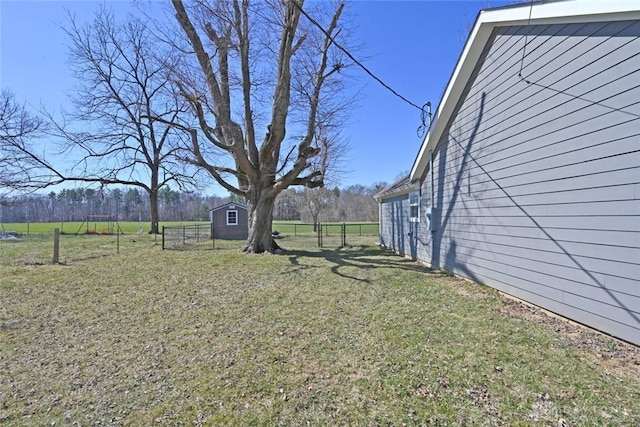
xmin=169 ymin=0 xmax=354 ymax=253
xmin=333 ymin=184 xmax=378 ymax=222
xmin=0 ymin=90 xmax=52 ymax=202
xmin=274 ymin=188 xmax=300 ymax=220
xmin=49 ymin=7 xmax=197 ymax=233
xmin=298 ymin=186 xmax=336 ymax=231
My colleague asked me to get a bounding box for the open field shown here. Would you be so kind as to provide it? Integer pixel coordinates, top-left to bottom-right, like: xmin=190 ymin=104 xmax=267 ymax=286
xmin=272 ymin=221 xmax=379 ymax=236
xmin=1 ymin=221 xmax=378 ymax=236
xmin=0 ymin=222 xmax=211 ymax=235
xmin=1 ymin=234 xmax=639 ymax=425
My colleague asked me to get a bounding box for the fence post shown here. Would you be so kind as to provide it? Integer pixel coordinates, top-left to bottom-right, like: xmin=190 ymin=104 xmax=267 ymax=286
xmin=342 ymin=223 xmax=346 ymax=247
xmin=317 ymin=223 xmax=322 ymax=247
xmin=52 ymin=228 xmax=60 ymax=264
xmin=162 ymin=226 xmax=165 ymax=250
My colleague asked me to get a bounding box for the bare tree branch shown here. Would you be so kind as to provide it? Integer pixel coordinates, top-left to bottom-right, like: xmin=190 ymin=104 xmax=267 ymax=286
xmin=0 ymin=90 xmax=57 ymax=199
xmin=48 ymin=7 xmax=199 ymax=233
xmin=169 ymin=0 xmax=354 ymax=252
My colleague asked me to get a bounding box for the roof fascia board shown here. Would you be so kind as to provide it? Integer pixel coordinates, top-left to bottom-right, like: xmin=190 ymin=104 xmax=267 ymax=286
xmin=486 ymin=1 xmax=640 ymax=26
xmin=374 ymin=185 xmax=417 ymax=201
xmin=410 ymin=0 xmax=640 ymax=182
xmin=374 ymin=188 xmax=418 ymax=201
xmin=410 ymin=11 xmax=491 ymax=182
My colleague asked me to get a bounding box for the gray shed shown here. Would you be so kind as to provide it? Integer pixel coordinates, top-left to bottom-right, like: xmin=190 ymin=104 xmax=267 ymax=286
xmin=378 ymin=0 xmax=640 ymax=345
xmin=210 ymin=202 xmax=249 ymax=240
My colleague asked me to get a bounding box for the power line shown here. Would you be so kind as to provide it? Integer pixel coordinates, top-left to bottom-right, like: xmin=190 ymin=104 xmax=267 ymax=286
xmin=516 ymin=2 xmax=640 ymax=119
xmin=294 ymin=2 xmax=428 ymax=117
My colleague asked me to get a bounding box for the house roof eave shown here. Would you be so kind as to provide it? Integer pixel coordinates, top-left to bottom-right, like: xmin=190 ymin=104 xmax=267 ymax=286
xmin=409 ymin=0 xmax=640 ymax=182
xmin=410 ymin=6 xmax=493 ymax=182
xmin=374 ymin=174 xmax=419 ymax=201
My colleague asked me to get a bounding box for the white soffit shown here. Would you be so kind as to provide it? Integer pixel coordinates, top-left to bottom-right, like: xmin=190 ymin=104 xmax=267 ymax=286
xmin=409 ymin=0 xmax=640 ymax=182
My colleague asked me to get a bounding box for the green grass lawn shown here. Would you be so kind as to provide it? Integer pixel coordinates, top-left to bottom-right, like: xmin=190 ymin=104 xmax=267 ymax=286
xmin=0 ymin=234 xmax=638 ymax=425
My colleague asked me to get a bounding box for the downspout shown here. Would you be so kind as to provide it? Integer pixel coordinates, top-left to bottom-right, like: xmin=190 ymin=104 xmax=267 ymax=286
xmin=378 ymin=200 xmax=382 ymax=245
xmin=430 ymin=149 xmax=435 ymax=215
xmin=430 ymin=148 xmax=437 ymax=265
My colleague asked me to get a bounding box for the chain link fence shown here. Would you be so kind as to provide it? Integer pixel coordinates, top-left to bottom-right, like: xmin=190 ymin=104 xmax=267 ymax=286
xmin=0 ymin=231 xmax=153 ymax=266
xmin=162 ymin=224 xmax=214 ymax=250
xmin=161 ymin=222 xmax=380 ymax=250
xmin=316 ymin=222 xmax=379 ymax=248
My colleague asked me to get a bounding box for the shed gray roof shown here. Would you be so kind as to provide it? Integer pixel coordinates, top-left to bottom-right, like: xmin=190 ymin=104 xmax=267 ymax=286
xmin=209 ymin=201 xmax=247 ymax=212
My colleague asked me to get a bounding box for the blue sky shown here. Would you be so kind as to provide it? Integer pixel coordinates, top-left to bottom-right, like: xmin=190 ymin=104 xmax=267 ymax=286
xmin=0 ymin=0 xmax=511 ymax=194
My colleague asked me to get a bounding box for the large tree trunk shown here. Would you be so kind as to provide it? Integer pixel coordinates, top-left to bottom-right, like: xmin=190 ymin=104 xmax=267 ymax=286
xmin=244 ymin=192 xmax=279 ymax=253
xmin=170 ymin=1 xmax=348 ymax=253
xmin=149 ymin=189 xmax=160 ymax=234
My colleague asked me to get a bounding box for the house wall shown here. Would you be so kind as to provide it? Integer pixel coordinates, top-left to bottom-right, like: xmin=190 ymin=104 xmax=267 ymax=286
xmin=211 ymin=205 xmax=249 ymax=240
xmin=418 ymin=21 xmax=640 ymax=345
xmin=379 ymin=194 xmax=414 ymax=258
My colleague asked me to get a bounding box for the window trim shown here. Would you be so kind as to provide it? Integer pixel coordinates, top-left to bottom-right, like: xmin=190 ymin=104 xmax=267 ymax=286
xmin=409 ymin=191 xmax=420 ymax=223
xmin=226 ymin=209 xmax=239 ymax=226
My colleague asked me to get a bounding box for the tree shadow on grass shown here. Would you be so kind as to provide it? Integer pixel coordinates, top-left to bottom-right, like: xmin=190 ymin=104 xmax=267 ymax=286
xmin=286 ymin=244 xmax=437 ymax=283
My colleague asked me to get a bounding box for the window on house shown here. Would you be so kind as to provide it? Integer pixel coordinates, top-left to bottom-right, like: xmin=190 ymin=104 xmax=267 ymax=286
xmin=226 ymin=210 xmax=238 ymax=226
xmin=409 ymin=191 xmax=420 ymax=222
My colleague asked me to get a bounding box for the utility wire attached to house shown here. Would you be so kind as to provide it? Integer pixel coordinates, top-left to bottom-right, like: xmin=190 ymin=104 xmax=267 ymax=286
xmin=516 ymin=0 xmax=640 ymax=119
xmin=294 ymin=2 xmax=432 ymax=138
xmin=518 ymin=0 xmax=536 ymax=81
xmin=416 ymin=102 xmax=432 ymax=138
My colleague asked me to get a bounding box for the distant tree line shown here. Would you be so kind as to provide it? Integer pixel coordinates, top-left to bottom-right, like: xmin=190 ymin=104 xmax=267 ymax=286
xmin=275 ymin=184 xmax=384 ymax=224
xmin=0 ymin=183 xmax=385 ymax=225
xmin=0 ymin=187 xmax=219 ymax=224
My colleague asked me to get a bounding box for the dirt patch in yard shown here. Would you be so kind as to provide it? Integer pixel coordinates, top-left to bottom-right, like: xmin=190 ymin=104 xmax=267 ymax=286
xmin=499 ymin=297 xmax=640 ymax=378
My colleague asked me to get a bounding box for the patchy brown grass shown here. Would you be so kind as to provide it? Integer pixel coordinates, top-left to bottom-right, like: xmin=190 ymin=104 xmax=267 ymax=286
xmin=0 ymin=234 xmax=638 ymax=425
